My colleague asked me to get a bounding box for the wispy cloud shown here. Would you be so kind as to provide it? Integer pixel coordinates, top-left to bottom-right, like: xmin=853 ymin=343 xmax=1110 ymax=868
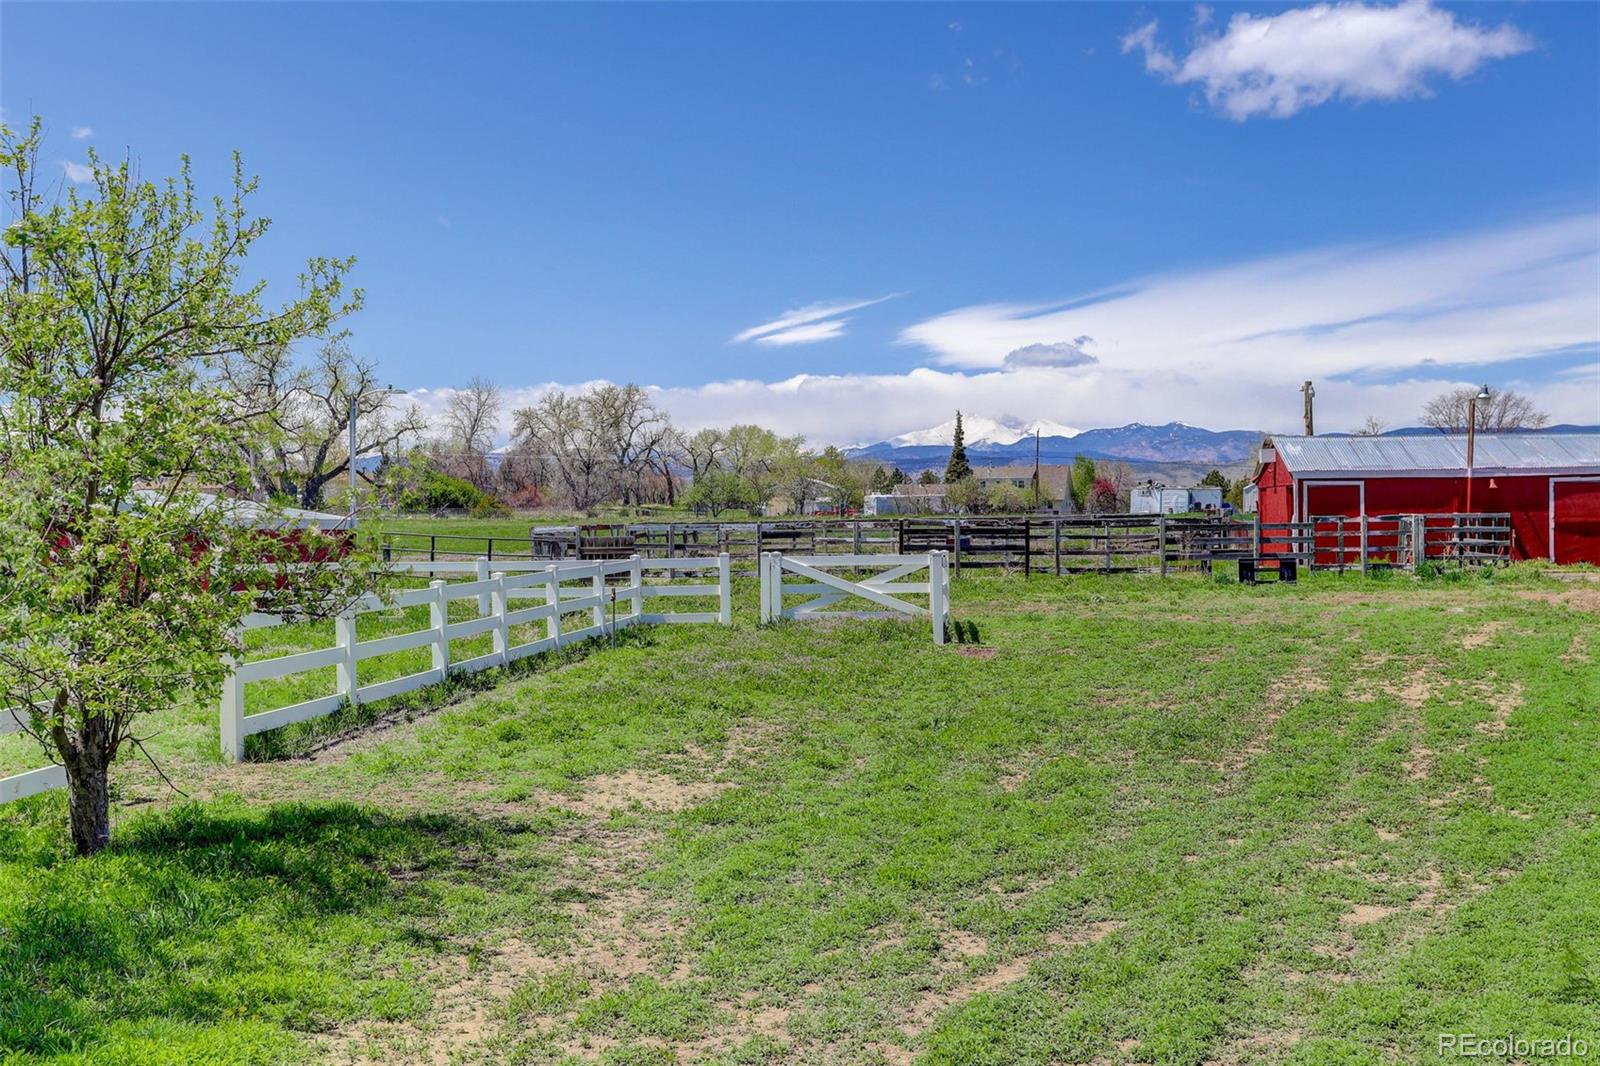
xmin=60 ymin=161 xmax=94 ymax=183
xmin=733 ymin=294 xmax=897 ymax=347
xmin=898 ymin=214 xmax=1597 ymax=381
xmin=1123 ymin=0 xmax=1533 ymax=120
xmin=70 ymin=126 xmax=93 ymax=140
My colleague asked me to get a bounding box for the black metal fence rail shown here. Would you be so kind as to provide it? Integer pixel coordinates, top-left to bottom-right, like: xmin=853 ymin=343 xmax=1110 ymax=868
xmin=378 ymin=514 xmax=1514 ymax=575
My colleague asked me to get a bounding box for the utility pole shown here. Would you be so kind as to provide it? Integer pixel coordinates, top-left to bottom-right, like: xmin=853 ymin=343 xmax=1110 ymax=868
xmin=1466 ymin=384 xmax=1491 ymax=513
xmin=1301 ymin=381 xmax=1316 ymax=436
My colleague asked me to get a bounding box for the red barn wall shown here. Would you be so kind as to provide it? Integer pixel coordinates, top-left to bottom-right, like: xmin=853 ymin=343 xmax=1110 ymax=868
xmin=1280 ymin=474 xmax=1599 ymax=563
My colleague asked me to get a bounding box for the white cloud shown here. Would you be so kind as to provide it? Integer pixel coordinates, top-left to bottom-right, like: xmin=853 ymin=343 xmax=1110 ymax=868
xmin=413 ymin=364 xmax=1595 ymax=451
xmin=733 ymin=295 xmax=897 ymax=346
xmin=414 ymin=214 xmax=1597 ymax=446
xmin=70 ymin=126 xmax=93 ymax=139
xmin=1123 ymin=0 xmax=1533 ymax=119
xmin=60 ymin=161 xmax=94 ymax=183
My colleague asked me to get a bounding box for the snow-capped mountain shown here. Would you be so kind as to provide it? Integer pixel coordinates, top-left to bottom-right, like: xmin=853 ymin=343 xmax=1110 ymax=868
xmin=849 ymin=418 xmax=1263 ymax=468
xmin=885 ymin=415 xmax=1080 ymax=449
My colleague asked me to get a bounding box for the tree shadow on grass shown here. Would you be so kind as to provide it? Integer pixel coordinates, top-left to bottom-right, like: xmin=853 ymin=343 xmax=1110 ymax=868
xmin=0 ymin=798 xmax=561 ymax=1061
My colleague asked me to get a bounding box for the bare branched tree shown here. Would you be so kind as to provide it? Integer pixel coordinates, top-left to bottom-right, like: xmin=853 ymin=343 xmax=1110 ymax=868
xmin=511 ymin=389 xmax=616 ymax=512
xmin=1421 ymin=387 xmax=1549 ymax=433
xmin=1353 ymin=416 xmax=1388 ymax=436
xmin=220 ymin=338 xmax=427 ymax=508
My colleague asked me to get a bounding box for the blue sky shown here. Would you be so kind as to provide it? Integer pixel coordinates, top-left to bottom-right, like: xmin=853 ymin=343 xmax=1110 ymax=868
xmin=4 ymin=1 xmax=1597 ymax=441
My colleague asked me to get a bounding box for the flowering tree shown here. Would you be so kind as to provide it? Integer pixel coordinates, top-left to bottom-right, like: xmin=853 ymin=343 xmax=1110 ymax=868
xmin=0 ymin=120 xmax=378 ymax=854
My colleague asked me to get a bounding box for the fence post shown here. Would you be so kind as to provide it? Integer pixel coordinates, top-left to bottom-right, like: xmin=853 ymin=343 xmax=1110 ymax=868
xmin=930 ymin=551 xmax=947 ymax=645
xmin=853 ymin=520 xmax=863 ymax=554
xmin=1360 ymin=515 xmax=1370 ymax=577
xmin=1104 ymin=521 xmax=1112 ymax=574
xmin=1158 ymin=515 xmax=1168 ymax=577
xmin=475 ymin=558 xmax=492 ymax=615
xmin=1336 ymin=517 xmax=1346 ymax=574
xmin=220 ymin=636 xmax=244 ymax=762
xmin=1054 ymin=518 xmax=1062 ymax=577
xmin=718 ymin=552 xmax=732 ymax=625
xmin=591 ymin=565 xmax=606 ymax=630
xmin=490 ymin=574 xmax=509 ymax=665
xmin=667 ymin=522 xmax=677 ymax=559
xmin=1252 ymin=513 xmax=1262 ymax=558
xmin=429 ymin=580 xmax=450 ymax=677
xmin=952 ymin=518 xmax=962 ymax=576
xmin=335 ymin=609 xmax=359 ymax=706
xmin=768 ymin=550 xmax=780 ymax=617
xmin=544 ymin=564 xmax=563 ymax=643
xmin=1412 ymin=515 xmax=1427 ymax=569
xmin=630 ymin=554 xmax=644 ymax=621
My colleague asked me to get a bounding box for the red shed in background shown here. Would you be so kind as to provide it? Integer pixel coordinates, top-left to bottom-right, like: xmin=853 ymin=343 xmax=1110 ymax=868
xmin=1251 ymin=433 xmax=1600 ymax=564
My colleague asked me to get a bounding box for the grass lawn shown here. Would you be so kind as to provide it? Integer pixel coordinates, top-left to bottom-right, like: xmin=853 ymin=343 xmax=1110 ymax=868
xmin=2 ymin=567 xmax=1597 ymax=1064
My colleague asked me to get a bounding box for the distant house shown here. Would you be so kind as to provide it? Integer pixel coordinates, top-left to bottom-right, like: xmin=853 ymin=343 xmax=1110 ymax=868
xmin=971 ymin=464 xmax=1074 ymax=510
xmin=865 ymin=484 xmax=949 ymax=515
xmin=762 ymin=477 xmax=844 ymax=517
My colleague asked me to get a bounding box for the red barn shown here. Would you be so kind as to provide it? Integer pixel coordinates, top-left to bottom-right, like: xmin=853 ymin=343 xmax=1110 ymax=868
xmin=1252 ymin=433 xmax=1600 ymax=564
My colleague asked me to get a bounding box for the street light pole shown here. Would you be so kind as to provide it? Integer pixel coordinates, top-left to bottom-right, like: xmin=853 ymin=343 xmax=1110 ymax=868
xmin=348 ymin=387 xmax=408 ymax=525
xmin=1465 ymin=384 xmax=1491 ymax=514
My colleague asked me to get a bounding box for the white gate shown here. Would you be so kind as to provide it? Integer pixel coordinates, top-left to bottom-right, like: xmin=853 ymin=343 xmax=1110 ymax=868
xmin=759 ymin=552 xmax=950 ymax=644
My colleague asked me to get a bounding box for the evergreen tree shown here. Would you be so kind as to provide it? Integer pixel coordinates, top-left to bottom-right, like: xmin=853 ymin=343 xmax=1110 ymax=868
xmin=1069 ymin=455 xmax=1097 ymax=511
xmin=944 ymin=411 xmax=972 ymax=482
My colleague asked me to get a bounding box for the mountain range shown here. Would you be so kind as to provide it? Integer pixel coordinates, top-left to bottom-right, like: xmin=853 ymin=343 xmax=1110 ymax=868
xmin=846 ymin=416 xmax=1600 ymax=474
xmin=847 ymin=417 xmax=1264 ymax=470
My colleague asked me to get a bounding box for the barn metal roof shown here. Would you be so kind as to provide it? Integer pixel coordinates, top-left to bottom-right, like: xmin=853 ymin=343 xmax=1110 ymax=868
xmin=1269 ymin=433 xmax=1600 ymax=478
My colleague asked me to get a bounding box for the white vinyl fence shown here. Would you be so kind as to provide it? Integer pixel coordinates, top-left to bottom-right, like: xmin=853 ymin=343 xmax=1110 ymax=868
xmin=0 ymin=709 xmax=66 ymax=804
xmin=0 ymin=554 xmax=731 ymax=800
xmin=760 ymin=551 xmax=950 ymax=644
xmin=221 ymin=554 xmax=730 ymax=760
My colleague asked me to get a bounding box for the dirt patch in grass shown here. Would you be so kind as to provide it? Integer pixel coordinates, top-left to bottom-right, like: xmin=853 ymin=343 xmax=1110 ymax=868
xmin=1341 ymin=903 xmax=1398 ymax=927
xmin=1564 ymin=633 xmax=1592 ymax=665
xmin=1349 ymin=666 xmax=1440 ymax=709
xmin=557 ymin=769 xmax=731 ymax=816
xmin=1473 ymin=680 xmax=1524 ymax=736
xmin=1515 ymin=588 xmax=1600 ymax=613
xmin=1461 ymin=620 xmax=1507 ymax=649
xmin=955 ymin=645 xmax=998 ymax=659
xmin=895 ymin=917 xmax=1123 ymax=1044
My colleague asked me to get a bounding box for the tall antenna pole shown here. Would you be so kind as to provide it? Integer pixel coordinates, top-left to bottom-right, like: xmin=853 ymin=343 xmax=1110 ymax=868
xmin=1301 ymin=381 xmax=1316 ymax=436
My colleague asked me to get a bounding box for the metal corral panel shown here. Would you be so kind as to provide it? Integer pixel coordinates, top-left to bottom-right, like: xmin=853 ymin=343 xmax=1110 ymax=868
xmin=1272 ymin=433 xmax=1600 ymax=477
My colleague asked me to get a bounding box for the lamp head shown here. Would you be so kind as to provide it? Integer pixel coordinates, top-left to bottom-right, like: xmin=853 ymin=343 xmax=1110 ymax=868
xmin=1476 ymin=385 xmax=1491 ymax=401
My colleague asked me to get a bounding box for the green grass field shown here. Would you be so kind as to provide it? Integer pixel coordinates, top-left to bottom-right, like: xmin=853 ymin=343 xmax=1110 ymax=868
xmin=2 ymin=566 xmax=1597 ymax=1065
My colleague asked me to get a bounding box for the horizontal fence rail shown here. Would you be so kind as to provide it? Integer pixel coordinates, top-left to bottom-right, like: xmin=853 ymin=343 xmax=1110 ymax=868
xmin=220 ymin=554 xmax=731 ymax=761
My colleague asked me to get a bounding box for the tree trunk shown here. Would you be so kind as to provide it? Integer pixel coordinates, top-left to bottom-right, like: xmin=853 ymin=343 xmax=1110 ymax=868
xmin=55 ymin=720 xmax=112 ymax=855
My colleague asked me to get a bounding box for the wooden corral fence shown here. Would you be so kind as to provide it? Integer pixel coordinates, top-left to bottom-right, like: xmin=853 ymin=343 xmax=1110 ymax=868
xmin=760 ymin=551 xmax=951 ymax=645
xmin=380 ymin=514 xmax=1514 ymax=578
